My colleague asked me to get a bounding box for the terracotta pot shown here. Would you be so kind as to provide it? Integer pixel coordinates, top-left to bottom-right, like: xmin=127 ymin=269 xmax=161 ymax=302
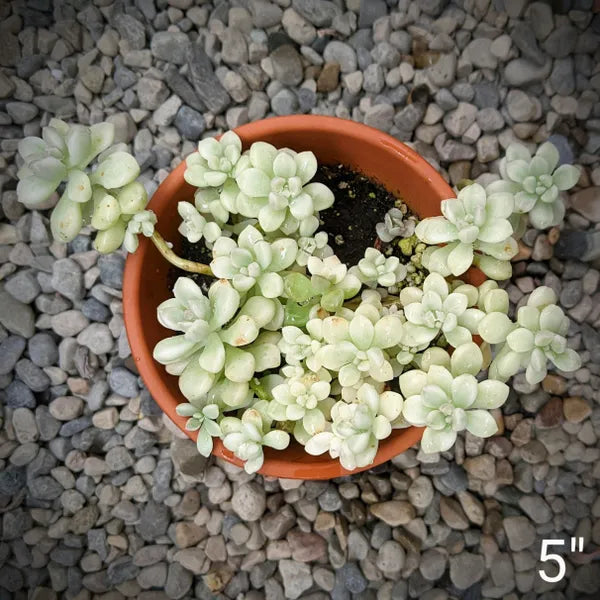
xmin=123 ymin=115 xmax=484 ymax=480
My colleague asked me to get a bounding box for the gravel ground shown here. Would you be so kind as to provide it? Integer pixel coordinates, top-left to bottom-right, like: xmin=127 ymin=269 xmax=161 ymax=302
xmin=1 ymin=0 xmax=600 ymax=599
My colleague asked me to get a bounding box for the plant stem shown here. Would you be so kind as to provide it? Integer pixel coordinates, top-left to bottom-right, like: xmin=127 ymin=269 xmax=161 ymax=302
xmin=151 ymin=231 xmax=213 ymax=276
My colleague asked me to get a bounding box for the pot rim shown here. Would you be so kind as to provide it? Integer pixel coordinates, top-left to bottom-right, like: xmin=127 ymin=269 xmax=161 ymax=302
xmin=124 ymin=115 xmax=461 ymax=479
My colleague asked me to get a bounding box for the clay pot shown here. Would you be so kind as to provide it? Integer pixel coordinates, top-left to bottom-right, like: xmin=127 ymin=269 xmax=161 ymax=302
xmin=123 ymin=115 xmax=481 ymax=479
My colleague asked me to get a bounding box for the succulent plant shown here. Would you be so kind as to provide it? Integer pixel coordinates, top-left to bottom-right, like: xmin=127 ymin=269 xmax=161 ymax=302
xmin=305 ymin=382 xmax=404 ymax=471
xmin=17 ymin=120 xmax=114 ymax=207
xmin=123 ymin=210 xmax=157 ymax=253
xmin=479 ymin=287 xmax=581 ymax=384
xmin=495 ymin=142 xmax=580 ymax=230
xmin=296 ymin=231 xmax=333 ymax=267
xmin=268 ymin=365 xmax=333 ymax=435
xmin=175 ymin=400 xmax=222 ymax=456
xmin=399 ymin=273 xmax=482 ymax=348
xmin=210 ymin=225 xmax=298 ymax=298
xmin=416 ymin=183 xmax=517 ymax=280
xmin=350 ymin=247 xmax=407 ymax=289
xmin=184 ymin=131 xmax=244 ymax=188
xmin=278 ymin=321 xmax=325 ymax=372
xmin=177 ymin=201 xmax=222 ymax=245
xmin=400 ymin=343 xmax=508 ymax=453
xmin=153 ymin=278 xmax=280 ymax=401
xmin=235 ymin=144 xmax=334 ymax=235
xmin=307 ymin=255 xmax=361 ymax=312
xmin=315 ymin=310 xmax=403 ymax=386
xmin=376 ymin=207 xmax=417 ymax=243
xmin=17 ymin=123 xmax=583 ymax=472
xmin=221 ymin=407 xmax=290 ymax=474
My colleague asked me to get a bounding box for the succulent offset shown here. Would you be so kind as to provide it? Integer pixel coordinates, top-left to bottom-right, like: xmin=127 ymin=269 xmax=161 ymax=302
xmin=17 ymin=122 xmax=583 ymax=474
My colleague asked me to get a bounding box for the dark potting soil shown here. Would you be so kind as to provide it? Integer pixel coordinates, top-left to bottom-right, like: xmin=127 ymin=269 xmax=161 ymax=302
xmin=168 ymin=163 xmax=413 ymax=291
xmin=313 ymin=163 xmax=402 ymax=266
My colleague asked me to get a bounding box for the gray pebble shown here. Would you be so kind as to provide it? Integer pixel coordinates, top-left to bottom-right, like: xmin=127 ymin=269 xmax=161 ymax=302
xmin=28 ymin=332 xmax=58 ymax=367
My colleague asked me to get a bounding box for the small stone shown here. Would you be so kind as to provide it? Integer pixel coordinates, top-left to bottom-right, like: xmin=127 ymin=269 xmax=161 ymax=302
xmin=504 ymin=58 xmax=552 ymax=87
xmin=288 ymin=530 xmax=327 ymax=562
xmin=377 ymin=540 xmax=405 ymax=573
xmin=271 ymin=89 xmax=298 ymax=115
xmin=270 ymin=45 xmax=303 ymax=86
xmin=232 ymin=482 xmax=266 ymax=522
xmin=465 ymin=38 xmax=497 ymax=69
xmin=571 ymin=188 xmax=600 ymax=222
xmin=292 ymin=0 xmax=340 ymax=27
xmin=449 ymin=552 xmax=485 ymax=589
xmin=506 ymin=89 xmax=537 ymax=122
xmin=151 ymin=31 xmax=191 ymax=65
xmin=106 ymin=446 xmax=134 ymax=471
xmin=0 ymin=335 xmax=26 ymax=375
xmin=138 ymin=502 xmax=170 ymax=542
xmin=323 ymin=41 xmax=357 ymax=73
xmin=174 ymin=106 xmax=205 ymax=140
xmin=49 ymin=396 xmax=83 ymax=421
xmin=518 ymin=495 xmax=552 ymax=524
xmin=154 ymin=95 xmax=182 ymax=127
xmin=0 ymin=289 xmax=35 ymax=338
xmin=12 ymin=407 xmax=39 ymax=443
xmin=543 ymin=25 xmax=577 ymax=59
xmin=440 ymin=497 xmax=469 ymax=530
xmin=77 ymin=323 xmax=114 ymax=355
xmin=278 ymin=560 xmax=313 ymax=599
xmin=369 ymin=501 xmax=415 ymax=526
xmin=221 ymin=28 xmax=248 ymax=65
xmin=408 ymin=476 xmax=434 ymax=510
xmin=108 ymin=367 xmax=138 ymax=398
xmin=317 ymin=62 xmax=340 ymax=93
xmin=563 ymin=397 xmax=592 ymax=423
xmin=503 ymin=516 xmax=536 ymax=550
xmin=170 ymin=438 xmax=207 ymax=477
xmin=535 ymin=396 xmax=563 ymax=428
xmin=340 ymin=562 xmax=367 ymax=594
xmin=420 ymin=549 xmax=447 ymax=581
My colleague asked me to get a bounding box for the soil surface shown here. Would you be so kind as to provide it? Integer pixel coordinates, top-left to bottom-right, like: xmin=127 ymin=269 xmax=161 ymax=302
xmin=169 ymin=164 xmax=414 ymax=289
xmin=314 ymin=164 xmax=400 ymax=266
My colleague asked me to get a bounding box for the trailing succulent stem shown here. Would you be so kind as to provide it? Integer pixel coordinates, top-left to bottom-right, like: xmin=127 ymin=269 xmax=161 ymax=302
xmin=17 ymin=123 xmax=582 ymax=473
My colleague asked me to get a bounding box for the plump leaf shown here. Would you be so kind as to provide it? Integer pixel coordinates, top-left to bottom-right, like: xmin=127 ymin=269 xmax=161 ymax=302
xmin=478 ymin=312 xmax=513 ymax=344
xmin=553 ymin=164 xmax=579 ymax=191
xmin=421 ymin=427 xmax=456 ymax=453
xmin=50 ymin=194 xmax=83 ymax=242
xmin=415 ymin=216 xmax=457 ymax=244
xmin=94 ymin=220 xmax=126 ymax=253
xmin=92 ymin=151 xmax=141 ymax=189
xmin=237 ymin=168 xmax=271 ymax=197
xmin=465 ymin=410 xmax=498 ymax=438
xmin=116 ymin=181 xmax=148 ymax=214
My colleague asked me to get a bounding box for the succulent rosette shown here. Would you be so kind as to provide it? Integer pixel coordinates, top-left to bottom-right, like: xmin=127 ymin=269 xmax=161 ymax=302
xmin=400 ymin=343 xmax=508 ymax=453
xmin=399 ymin=273 xmax=483 ymax=348
xmin=210 ymin=225 xmax=298 ymax=297
xmin=175 ymin=400 xmax=222 ymax=456
xmin=350 ymin=247 xmax=408 ymax=289
xmin=376 ymin=207 xmax=417 ymax=243
xmin=493 ymin=142 xmax=580 ymax=230
xmin=221 ymin=406 xmax=290 ymax=474
xmin=479 ymin=287 xmax=581 ymax=384
xmin=315 ymin=310 xmax=403 ymax=386
xmin=184 ymin=131 xmax=244 ymax=188
xmin=307 ymin=255 xmax=362 ymax=312
xmin=305 ymin=383 xmax=404 ymax=470
xmin=235 ymin=143 xmax=334 ymax=235
xmin=416 ymin=183 xmax=517 ymax=280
